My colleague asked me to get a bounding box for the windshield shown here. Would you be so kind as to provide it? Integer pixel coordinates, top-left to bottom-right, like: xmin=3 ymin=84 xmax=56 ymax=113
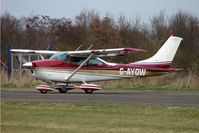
xmin=50 ymin=52 xmax=70 ymax=63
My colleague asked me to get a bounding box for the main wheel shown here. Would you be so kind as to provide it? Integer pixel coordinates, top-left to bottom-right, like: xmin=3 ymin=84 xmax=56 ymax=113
xmin=40 ymin=90 xmax=48 ymax=94
xmin=85 ymin=90 xmax=93 ymax=94
xmin=58 ymin=87 xmax=67 ymax=93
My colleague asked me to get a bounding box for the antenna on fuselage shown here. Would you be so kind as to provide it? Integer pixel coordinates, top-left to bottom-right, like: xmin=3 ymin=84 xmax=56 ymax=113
xmin=75 ymin=43 xmax=94 ymax=51
xmin=87 ymin=44 xmax=94 ymax=50
xmin=75 ymin=44 xmax=83 ymax=51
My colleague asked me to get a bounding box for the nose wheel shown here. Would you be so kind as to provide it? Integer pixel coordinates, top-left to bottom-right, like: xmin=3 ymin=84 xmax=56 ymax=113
xmin=36 ymin=85 xmax=53 ymax=94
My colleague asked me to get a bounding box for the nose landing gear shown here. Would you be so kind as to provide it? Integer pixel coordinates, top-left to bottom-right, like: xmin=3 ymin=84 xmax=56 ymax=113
xmin=36 ymin=85 xmax=54 ymax=94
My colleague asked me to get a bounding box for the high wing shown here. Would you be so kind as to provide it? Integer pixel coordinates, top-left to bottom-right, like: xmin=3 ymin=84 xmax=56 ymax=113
xmin=69 ymin=48 xmax=146 ymax=57
xmin=10 ymin=49 xmax=58 ymax=55
xmin=11 ymin=48 xmax=146 ymax=57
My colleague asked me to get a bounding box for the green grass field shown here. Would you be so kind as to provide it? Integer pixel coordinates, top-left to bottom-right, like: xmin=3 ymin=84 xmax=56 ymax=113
xmin=1 ymin=103 xmax=199 ymax=133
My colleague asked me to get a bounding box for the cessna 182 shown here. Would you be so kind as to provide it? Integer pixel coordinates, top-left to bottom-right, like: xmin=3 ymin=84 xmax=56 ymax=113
xmin=11 ymin=35 xmax=183 ymax=94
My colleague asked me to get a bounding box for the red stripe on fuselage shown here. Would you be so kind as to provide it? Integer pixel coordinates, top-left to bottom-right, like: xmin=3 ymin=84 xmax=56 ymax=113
xmin=32 ymin=59 xmax=178 ymax=72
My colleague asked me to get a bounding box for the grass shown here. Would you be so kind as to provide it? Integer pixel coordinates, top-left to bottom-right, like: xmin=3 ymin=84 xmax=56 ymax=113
xmin=1 ymin=103 xmax=199 ymax=133
xmin=0 ymin=83 xmax=39 ymax=88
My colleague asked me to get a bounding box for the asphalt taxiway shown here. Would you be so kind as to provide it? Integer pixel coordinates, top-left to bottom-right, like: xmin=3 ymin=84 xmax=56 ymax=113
xmin=1 ymin=88 xmax=199 ymax=108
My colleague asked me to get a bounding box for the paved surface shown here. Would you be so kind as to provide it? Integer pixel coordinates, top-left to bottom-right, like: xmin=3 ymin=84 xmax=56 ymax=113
xmin=1 ymin=88 xmax=199 ymax=108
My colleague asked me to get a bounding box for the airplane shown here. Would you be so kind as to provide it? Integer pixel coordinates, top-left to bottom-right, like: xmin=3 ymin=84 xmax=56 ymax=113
xmin=11 ymin=35 xmax=183 ymax=94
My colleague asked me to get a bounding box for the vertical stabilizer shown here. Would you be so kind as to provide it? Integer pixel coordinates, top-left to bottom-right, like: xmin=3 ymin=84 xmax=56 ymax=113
xmin=137 ymin=35 xmax=183 ymax=63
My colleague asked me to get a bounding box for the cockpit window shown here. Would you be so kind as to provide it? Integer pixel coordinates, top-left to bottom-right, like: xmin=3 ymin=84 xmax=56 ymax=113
xmin=49 ymin=52 xmax=70 ymax=63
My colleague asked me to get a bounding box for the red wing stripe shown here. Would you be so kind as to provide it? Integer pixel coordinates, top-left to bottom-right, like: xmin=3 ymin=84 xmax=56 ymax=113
xmin=124 ymin=48 xmax=147 ymax=52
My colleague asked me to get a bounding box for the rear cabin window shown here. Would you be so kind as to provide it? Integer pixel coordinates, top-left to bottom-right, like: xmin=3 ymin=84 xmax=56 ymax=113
xmin=88 ymin=58 xmax=103 ymax=66
xmin=72 ymin=57 xmax=103 ymax=66
xmin=50 ymin=52 xmax=70 ymax=63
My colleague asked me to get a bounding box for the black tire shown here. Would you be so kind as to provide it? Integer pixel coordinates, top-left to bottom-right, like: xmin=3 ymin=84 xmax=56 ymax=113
xmin=40 ymin=91 xmax=48 ymax=94
xmin=85 ymin=90 xmax=93 ymax=94
xmin=59 ymin=87 xmax=67 ymax=93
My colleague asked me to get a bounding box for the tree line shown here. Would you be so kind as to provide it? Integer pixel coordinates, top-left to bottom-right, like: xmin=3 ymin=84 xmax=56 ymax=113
xmin=1 ymin=10 xmax=199 ymax=72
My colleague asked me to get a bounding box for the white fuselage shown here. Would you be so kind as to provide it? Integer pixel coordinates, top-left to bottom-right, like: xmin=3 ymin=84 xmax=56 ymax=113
xmin=32 ymin=69 xmax=125 ymax=83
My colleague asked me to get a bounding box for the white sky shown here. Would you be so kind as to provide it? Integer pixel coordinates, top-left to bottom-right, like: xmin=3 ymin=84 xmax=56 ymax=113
xmin=1 ymin=0 xmax=199 ymax=21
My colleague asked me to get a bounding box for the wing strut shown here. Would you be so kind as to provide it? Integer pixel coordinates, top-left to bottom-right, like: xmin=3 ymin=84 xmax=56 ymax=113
xmin=65 ymin=53 xmax=93 ymax=83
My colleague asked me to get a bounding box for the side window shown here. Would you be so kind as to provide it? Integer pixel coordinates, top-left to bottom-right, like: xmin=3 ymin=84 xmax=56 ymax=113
xmin=89 ymin=58 xmax=103 ymax=66
xmin=60 ymin=54 xmax=70 ymax=63
xmin=72 ymin=57 xmax=86 ymax=65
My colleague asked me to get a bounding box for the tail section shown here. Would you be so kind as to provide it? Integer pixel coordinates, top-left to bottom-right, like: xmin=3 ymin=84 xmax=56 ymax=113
xmin=135 ymin=35 xmax=183 ymax=65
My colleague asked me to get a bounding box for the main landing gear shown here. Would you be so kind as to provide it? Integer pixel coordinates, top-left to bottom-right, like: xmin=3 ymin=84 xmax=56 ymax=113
xmin=58 ymin=87 xmax=67 ymax=93
xmin=84 ymin=90 xmax=94 ymax=94
xmin=54 ymin=84 xmax=75 ymax=93
xmin=80 ymin=83 xmax=101 ymax=94
xmin=40 ymin=90 xmax=48 ymax=94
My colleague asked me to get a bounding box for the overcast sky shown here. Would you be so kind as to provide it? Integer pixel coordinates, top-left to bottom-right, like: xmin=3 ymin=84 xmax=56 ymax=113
xmin=1 ymin=0 xmax=199 ymax=21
